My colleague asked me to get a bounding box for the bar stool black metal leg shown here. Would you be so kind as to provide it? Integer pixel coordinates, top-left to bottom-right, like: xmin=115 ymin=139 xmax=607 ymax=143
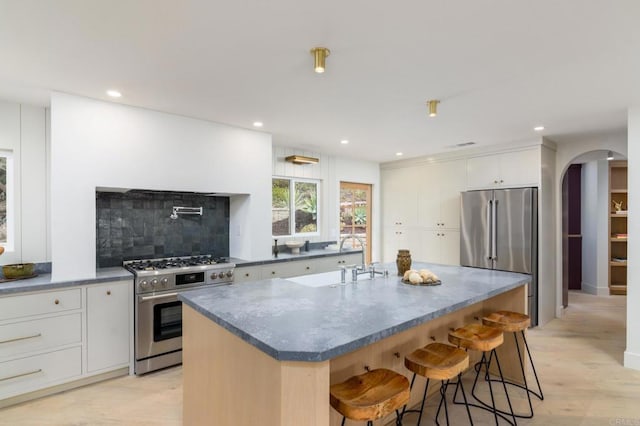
xmin=457 ymin=373 xmax=474 ymax=425
xmin=395 ymin=409 xmax=403 ymax=426
xmin=400 ymin=372 xmax=429 ymax=425
xmin=522 ymin=331 xmax=544 ymax=400
xmin=435 ymin=379 xmax=450 ymax=425
xmin=341 ymin=417 xmax=346 ymax=426
xmin=492 ymin=348 xmax=517 ymax=426
xmin=513 ymin=331 xmax=534 ymax=418
xmin=367 ymin=421 xmax=373 ymax=426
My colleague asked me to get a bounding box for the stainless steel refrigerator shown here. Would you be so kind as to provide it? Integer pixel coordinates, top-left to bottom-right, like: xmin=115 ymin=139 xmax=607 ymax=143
xmin=460 ymin=188 xmax=538 ymax=326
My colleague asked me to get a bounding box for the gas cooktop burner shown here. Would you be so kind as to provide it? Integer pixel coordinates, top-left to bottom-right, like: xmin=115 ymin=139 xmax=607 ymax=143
xmin=125 ymin=255 xmax=229 ymax=272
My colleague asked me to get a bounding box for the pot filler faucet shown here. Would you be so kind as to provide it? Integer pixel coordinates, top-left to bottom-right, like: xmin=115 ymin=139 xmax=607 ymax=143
xmin=338 ymin=234 xmax=386 ymax=283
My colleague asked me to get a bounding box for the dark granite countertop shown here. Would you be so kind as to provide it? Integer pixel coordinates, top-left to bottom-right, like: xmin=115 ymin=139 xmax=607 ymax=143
xmin=0 ymin=267 xmax=133 ymax=295
xmin=231 ymin=248 xmax=363 ymax=267
xmin=179 ymin=262 xmax=531 ymax=362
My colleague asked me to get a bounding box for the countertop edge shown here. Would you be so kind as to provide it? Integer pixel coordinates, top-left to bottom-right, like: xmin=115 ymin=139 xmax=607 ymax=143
xmin=0 ymin=267 xmax=134 ymax=295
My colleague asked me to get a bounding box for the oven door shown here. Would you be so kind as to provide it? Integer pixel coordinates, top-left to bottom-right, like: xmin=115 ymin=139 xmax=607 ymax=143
xmin=136 ymin=290 xmax=182 ymax=360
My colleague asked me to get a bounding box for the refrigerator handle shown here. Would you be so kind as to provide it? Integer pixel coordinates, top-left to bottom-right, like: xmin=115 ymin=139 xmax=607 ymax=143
xmin=492 ymin=199 xmax=498 ymax=261
xmin=486 ymin=200 xmax=493 ymax=260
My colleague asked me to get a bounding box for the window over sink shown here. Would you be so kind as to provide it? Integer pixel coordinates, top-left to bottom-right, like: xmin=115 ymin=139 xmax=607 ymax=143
xmin=272 ymin=178 xmax=319 ymax=237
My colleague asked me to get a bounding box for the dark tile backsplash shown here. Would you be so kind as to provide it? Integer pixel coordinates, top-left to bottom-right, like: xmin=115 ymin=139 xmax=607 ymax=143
xmin=96 ymin=190 xmax=230 ymax=267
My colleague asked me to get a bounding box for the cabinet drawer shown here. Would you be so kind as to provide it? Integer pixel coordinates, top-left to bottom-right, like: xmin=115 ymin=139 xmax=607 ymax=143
xmin=0 ymin=289 xmax=81 ymax=321
xmin=0 ymin=313 xmax=81 ymax=360
xmin=0 ymin=346 xmax=81 ymax=399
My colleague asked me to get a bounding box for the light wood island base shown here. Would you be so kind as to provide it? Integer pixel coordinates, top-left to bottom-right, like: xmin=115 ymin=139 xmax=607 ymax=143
xmin=182 ymin=285 xmax=527 ymax=426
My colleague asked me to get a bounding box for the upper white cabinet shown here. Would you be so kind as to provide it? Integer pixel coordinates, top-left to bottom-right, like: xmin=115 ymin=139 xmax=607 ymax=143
xmin=381 ymin=166 xmax=420 ymax=227
xmin=417 ymin=160 xmax=466 ymax=230
xmin=86 ymin=281 xmax=131 ymax=373
xmin=466 ymin=149 xmax=539 ymax=190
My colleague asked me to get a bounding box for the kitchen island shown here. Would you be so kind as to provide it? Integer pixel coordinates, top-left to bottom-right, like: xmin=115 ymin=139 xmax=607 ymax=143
xmin=179 ymin=262 xmax=530 ymax=426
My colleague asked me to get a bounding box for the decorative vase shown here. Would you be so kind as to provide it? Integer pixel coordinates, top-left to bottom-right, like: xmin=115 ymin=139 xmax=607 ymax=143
xmin=396 ymin=249 xmax=412 ymax=276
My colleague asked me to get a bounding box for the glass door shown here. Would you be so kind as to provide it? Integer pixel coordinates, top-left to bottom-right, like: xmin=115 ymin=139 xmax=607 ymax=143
xmin=340 ymin=182 xmax=372 ymax=264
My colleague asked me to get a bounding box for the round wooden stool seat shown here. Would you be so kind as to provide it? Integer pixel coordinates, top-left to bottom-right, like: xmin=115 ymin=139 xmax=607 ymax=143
xmin=448 ymin=323 xmax=503 ymax=352
xmin=483 ymin=310 xmax=530 ymax=332
xmin=330 ymin=368 xmax=410 ymax=421
xmin=405 ymin=342 xmax=469 ymax=381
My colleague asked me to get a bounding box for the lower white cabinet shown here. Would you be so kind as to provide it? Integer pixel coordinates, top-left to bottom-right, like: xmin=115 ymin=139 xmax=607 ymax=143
xmin=0 ymin=346 xmax=81 ymax=399
xmin=235 ymin=253 xmax=364 ymax=282
xmin=86 ymin=282 xmax=131 ymax=373
xmin=234 ymin=266 xmax=262 ymax=283
xmin=0 ymin=313 xmax=81 ymax=360
xmin=0 ymin=279 xmax=133 ymax=406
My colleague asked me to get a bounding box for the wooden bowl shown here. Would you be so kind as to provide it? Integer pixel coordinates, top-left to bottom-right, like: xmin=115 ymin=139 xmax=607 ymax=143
xmin=2 ymin=263 xmax=35 ymax=279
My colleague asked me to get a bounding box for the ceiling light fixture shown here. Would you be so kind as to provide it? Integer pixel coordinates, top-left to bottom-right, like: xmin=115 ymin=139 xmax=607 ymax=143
xmin=253 ymin=121 xmax=264 ymax=127
xmin=310 ymin=47 xmax=330 ymax=73
xmin=396 ymin=152 xmax=403 ymax=157
xmin=534 ymin=126 xmax=545 ymax=131
xmin=607 ymin=151 xmax=614 ymax=161
xmin=106 ymin=90 xmax=122 ymax=98
xmin=340 ymin=140 xmax=349 ymax=145
xmin=427 ymin=100 xmax=440 ymax=117
xmin=285 ymin=155 xmax=319 ymax=165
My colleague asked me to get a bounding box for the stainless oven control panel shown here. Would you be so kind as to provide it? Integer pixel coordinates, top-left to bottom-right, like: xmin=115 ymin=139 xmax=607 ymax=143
xmin=135 ymin=267 xmax=235 ymax=294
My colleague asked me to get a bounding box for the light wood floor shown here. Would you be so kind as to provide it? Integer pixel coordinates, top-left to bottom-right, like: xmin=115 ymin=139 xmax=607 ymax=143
xmin=1 ymin=291 xmax=639 ymax=425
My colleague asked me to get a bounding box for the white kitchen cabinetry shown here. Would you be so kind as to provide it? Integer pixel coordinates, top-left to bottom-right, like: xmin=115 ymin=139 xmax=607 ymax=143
xmin=315 ymin=253 xmax=363 ymax=271
xmin=466 ymin=149 xmax=539 ymax=190
xmin=417 ymin=160 xmax=466 ymax=230
xmin=383 ymin=227 xmax=422 ymax=264
xmin=381 ymin=166 xmax=421 ymax=227
xmin=234 ymin=266 xmax=263 ymax=283
xmin=86 ymin=281 xmax=131 ymax=373
xmin=0 ymin=280 xmax=133 ymax=407
xmin=420 ymin=230 xmax=460 ymax=266
xmin=0 ymin=289 xmax=83 ymax=401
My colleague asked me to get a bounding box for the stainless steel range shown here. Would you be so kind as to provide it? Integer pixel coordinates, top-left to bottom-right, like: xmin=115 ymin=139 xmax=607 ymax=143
xmin=125 ymin=255 xmax=235 ymax=374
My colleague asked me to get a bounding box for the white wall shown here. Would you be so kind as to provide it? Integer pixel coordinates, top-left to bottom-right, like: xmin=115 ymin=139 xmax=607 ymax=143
xmin=50 ymin=93 xmax=272 ymax=280
xmin=580 ymin=160 xmax=609 ymax=295
xmin=539 ymin=144 xmax=557 ymax=326
xmin=626 ymin=108 xmax=640 ymax=370
xmin=0 ymin=100 xmax=48 ymax=264
xmin=272 ymin=145 xmax=381 ymax=261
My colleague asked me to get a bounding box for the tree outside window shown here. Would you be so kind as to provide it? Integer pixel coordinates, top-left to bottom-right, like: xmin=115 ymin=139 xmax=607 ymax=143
xmin=272 ymin=178 xmax=318 ymax=236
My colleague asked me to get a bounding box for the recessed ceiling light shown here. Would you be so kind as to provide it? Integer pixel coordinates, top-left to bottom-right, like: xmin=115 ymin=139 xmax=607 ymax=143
xmin=396 ymin=152 xmax=403 ymax=156
xmin=106 ymin=90 xmax=122 ymax=98
xmin=533 ymin=126 xmax=545 ymax=132
xmin=340 ymin=140 xmax=349 ymax=145
xmin=253 ymin=121 xmax=264 ymax=128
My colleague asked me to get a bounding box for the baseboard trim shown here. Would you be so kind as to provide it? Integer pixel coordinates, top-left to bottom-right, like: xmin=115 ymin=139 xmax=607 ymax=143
xmin=0 ymin=367 xmax=129 ymax=409
xmin=624 ymin=351 xmax=640 ymax=371
xmin=581 ymin=282 xmax=610 ymax=296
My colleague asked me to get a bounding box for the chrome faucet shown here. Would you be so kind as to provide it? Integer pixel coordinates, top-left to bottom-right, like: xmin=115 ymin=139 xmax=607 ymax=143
xmin=339 ymin=234 xmax=366 ymax=269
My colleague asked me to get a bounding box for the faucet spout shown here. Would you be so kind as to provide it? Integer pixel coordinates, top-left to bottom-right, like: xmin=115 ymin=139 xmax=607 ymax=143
xmin=339 ymin=234 xmax=366 ymax=268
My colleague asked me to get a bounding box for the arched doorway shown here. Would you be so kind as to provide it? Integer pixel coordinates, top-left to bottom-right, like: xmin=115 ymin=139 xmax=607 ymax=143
xmin=559 ymin=149 xmax=627 ymax=308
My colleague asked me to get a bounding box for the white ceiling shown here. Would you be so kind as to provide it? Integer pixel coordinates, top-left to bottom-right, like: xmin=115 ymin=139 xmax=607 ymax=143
xmin=0 ymin=0 xmax=638 ymax=162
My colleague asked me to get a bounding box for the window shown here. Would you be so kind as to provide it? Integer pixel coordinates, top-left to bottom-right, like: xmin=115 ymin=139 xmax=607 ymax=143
xmin=0 ymin=152 xmax=14 ymax=250
xmin=272 ymin=178 xmax=318 ymax=236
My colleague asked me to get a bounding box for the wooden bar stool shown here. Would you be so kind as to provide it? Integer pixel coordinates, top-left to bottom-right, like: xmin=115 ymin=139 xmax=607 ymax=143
xmin=330 ymin=368 xmax=410 ymax=426
xmin=402 ymin=342 xmax=473 ymax=425
xmin=448 ymin=323 xmax=517 ymax=426
xmin=482 ymin=311 xmax=543 ymax=419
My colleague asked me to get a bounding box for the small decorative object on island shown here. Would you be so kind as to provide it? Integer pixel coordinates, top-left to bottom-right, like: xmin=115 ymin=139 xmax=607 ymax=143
xmin=613 ymin=200 xmax=625 ymax=213
xmin=396 ymin=249 xmax=412 ymax=276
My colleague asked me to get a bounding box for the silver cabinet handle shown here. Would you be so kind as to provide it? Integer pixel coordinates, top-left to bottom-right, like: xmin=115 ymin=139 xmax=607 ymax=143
xmin=0 ymin=369 xmax=42 ymax=382
xmin=140 ymin=292 xmax=178 ymax=302
xmin=492 ymin=199 xmax=498 ymax=261
xmin=0 ymin=333 xmax=42 ymax=345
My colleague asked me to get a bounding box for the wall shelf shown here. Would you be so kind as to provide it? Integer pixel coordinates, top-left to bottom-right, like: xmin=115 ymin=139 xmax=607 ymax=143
xmin=608 ymin=160 xmax=628 ymax=295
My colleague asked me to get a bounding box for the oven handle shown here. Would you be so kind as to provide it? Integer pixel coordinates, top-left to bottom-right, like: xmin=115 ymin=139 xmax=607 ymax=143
xmin=139 ymin=292 xmax=179 ymax=302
